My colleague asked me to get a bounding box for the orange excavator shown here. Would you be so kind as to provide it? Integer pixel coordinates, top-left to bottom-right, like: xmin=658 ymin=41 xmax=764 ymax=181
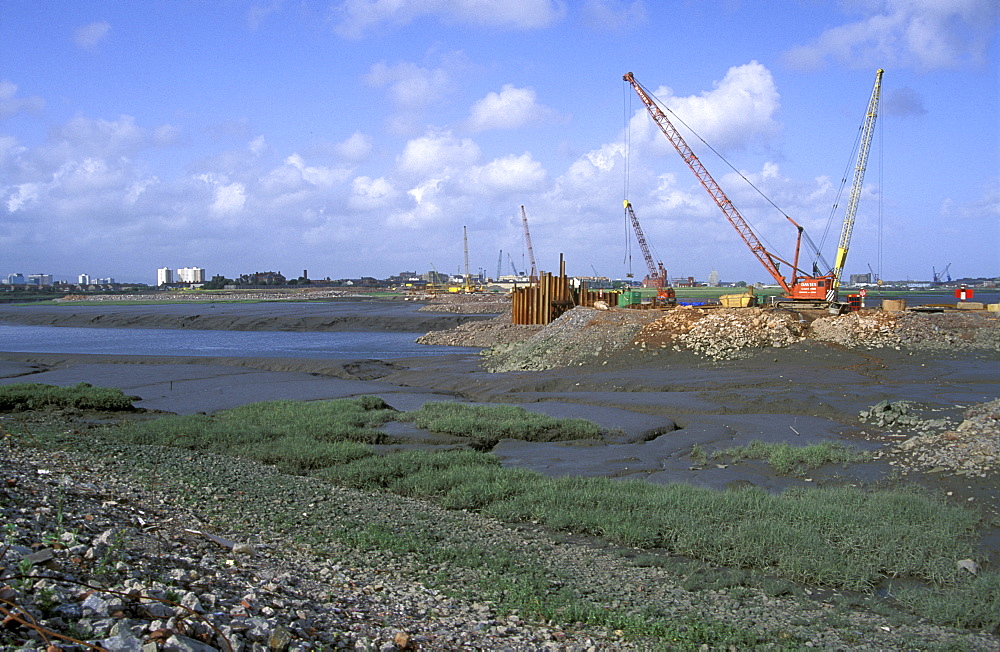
xmin=623 ymin=70 xmax=882 ymax=311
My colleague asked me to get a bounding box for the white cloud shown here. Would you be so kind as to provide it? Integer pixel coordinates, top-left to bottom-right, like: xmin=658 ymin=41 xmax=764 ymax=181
xmin=336 ymin=132 xmax=373 ymax=162
xmin=198 ymin=174 xmax=247 ymax=215
xmin=74 ymin=21 xmax=111 ymax=50
xmin=630 ymin=61 xmax=781 ymax=153
xmin=783 ymin=0 xmax=999 ymax=71
xmin=463 ymin=153 xmax=547 ymax=195
xmin=0 ymin=81 xmax=44 ymax=119
xmin=466 ymin=85 xmax=556 ymax=132
xmin=395 ymin=130 xmax=481 ymax=179
xmin=350 ymin=175 xmax=396 ymax=210
xmin=334 ymin=0 xmax=566 ymax=39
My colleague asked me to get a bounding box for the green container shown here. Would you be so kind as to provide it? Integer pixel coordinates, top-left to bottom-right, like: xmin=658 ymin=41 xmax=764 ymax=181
xmin=618 ymin=290 xmax=642 ymax=307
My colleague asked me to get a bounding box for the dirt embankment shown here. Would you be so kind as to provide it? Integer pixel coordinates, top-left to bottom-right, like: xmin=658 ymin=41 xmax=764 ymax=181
xmin=421 ymin=305 xmax=1000 ymax=369
xmin=0 ymin=302 xmax=491 ymax=334
xmin=415 ymin=293 xmax=511 ymax=314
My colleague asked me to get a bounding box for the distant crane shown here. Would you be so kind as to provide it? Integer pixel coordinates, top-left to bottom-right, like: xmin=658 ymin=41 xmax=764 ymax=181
xmin=867 ymin=263 xmax=881 ymax=285
xmin=520 ymin=205 xmax=539 ymax=282
xmin=933 ymin=263 xmax=952 ymax=285
xmin=496 ymin=249 xmax=503 ymax=280
xmin=462 ymin=226 xmax=473 ymax=291
xmin=507 ymin=253 xmax=520 ymax=276
xmin=623 ymin=199 xmax=673 ymax=300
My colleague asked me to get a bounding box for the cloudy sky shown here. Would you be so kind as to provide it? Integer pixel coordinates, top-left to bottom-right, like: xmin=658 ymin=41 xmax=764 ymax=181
xmin=1 ymin=0 xmax=997 ymax=285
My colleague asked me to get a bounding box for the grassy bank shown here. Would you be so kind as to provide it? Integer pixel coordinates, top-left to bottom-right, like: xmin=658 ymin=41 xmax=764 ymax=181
xmin=8 ymin=389 xmax=998 ymax=637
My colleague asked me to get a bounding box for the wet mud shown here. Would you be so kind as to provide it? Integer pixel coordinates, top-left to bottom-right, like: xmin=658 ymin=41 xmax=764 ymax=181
xmin=1 ymin=302 xmax=997 ymax=560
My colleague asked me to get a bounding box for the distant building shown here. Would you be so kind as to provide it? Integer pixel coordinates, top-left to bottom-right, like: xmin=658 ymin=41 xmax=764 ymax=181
xmin=235 ymin=271 xmax=286 ymax=286
xmin=849 ymin=273 xmax=873 ymax=285
xmin=4 ymin=273 xmax=25 ymax=285
xmin=177 ymin=266 xmax=205 ymax=283
xmin=708 ymin=270 xmax=720 ymax=287
xmin=78 ymin=274 xmax=91 ymax=285
xmin=157 ymin=267 xmax=173 ymax=286
xmin=27 ymin=274 xmax=53 ymax=286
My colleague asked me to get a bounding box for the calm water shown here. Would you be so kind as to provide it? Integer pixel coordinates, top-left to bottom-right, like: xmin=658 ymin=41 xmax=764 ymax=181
xmin=0 ymin=325 xmax=480 ymax=359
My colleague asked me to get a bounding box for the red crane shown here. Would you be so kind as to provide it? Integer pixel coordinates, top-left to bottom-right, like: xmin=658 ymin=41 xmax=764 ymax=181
xmin=624 ymin=199 xmax=675 ymax=301
xmin=520 ymin=205 xmax=539 ymax=283
xmin=624 ymin=72 xmax=836 ymax=309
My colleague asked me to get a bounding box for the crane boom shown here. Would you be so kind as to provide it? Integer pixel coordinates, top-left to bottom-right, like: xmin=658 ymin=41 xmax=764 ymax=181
xmin=520 ymin=205 xmax=539 ymax=282
xmin=463 ymin=225 xmax=472 ymax=291
xmin=830 ymin=69 xmax=883 ymax=290
xmin=623 ymin=200 xmax=665 ymax=287
xmin=624 ymin=71 xmax=838 ymax=306
xmin=624 ymin=72 xmax=794 ymax=294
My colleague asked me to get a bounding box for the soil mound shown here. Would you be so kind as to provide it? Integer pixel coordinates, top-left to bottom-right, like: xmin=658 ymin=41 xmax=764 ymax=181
xmin=424 ymin=305 xmax=1000 ymax=370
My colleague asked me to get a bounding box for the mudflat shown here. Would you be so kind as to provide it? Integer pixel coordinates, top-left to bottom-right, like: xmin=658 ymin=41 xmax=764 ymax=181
xmin=1 ymin=301 xmax=996 ymax=510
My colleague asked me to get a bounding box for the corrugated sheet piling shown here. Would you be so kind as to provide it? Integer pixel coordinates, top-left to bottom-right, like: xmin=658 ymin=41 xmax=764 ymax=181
xmin=511 ymin=254 xmax=620 ymax=325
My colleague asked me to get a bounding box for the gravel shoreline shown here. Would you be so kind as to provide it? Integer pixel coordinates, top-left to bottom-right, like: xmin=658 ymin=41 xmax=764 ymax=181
xmin=3 ymin=434 xmax=998 ymax=651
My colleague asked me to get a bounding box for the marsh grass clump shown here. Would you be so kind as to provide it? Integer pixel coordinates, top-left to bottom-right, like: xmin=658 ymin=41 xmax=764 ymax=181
xmin=401 ymin=401 xmax=601 ymax=450
xmin=895 ymin=570 xmax=1000 ymax=633
xmin=716 ymin=439 xmax=869 ymax=476
xmin=112 ymin=396 xmax=394 ymax=471
xmin=0 ymin=382 xmax=137 ymax=412
xmin=98 ymin=396 xmax=990 ymax=630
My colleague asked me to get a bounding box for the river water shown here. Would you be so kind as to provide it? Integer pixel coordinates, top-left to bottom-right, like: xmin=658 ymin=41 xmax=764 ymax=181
xmin=0 ymin=324 xmax=481 ymax=359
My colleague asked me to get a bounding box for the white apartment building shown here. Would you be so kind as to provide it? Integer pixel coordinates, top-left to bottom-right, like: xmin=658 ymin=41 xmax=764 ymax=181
xmin=157 ymin=267 xmax=173 ymax=286
xmin=177 ymin=266 xmax=205 ymax=283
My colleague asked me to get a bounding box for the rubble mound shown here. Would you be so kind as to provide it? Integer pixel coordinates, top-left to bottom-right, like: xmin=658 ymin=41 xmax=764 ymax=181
xmin=483 ymin=307 xmax=658 ymax=372
xmin=422 ymin=303 xmax=999 ymax=370
xmin=417 ymin=312 xmax=541 ymax=348
xmin=810 ymin=310 xmax=1000 ymax=352
xmin=635 ymin=307 xmax=806 ymax=361
xmin=883 ymin=398 xmax=1000 ymax=478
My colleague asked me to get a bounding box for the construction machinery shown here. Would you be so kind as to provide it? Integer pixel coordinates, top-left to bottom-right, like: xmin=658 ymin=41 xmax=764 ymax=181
xmin=829 ymin=69 xmax=884 ymax=292
xmin=623 ymin=70 xmax=883 ymax=311
xmin=932 ymin=263 xmax=952 ymax=285
xmin=462 ymin=225 xmax=475 ymax=292
xmin=520 ymin=205 xmax=539 ymax=282
xmin=623 ymin=199 xmax=675 ymax=302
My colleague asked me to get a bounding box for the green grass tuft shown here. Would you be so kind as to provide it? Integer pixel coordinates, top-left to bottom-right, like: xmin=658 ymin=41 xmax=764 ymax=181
xmin=0 ymin=382 xmax=137 ymax=412
xmin=401 ymin=401 xmax=601 ymax=450
xmin=716 ymin=439 xmax=870 ymax=476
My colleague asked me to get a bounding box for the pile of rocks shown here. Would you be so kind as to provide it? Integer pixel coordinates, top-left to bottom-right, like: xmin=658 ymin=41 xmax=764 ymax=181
xmin=810 ymin=310 xmax=1000 ymax=352
xmin=633 ymin=308 xmax=806 ymax=361
xmin=416 ymin=313 xmax=540 ymax=348
xmin=421 ymin=302 xmax=1000 ymax=369
xmin=1 ymin=445 xmax=646 ymax=651
xmin=883 ymin=398 xmax=1000 ymax=478
xmin=482 ymin=308 xmax=657 ymax=371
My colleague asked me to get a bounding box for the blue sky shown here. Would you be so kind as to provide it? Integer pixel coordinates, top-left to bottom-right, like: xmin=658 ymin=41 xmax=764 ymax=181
xmin=1 ymin=0 xmax=997 ymax=285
